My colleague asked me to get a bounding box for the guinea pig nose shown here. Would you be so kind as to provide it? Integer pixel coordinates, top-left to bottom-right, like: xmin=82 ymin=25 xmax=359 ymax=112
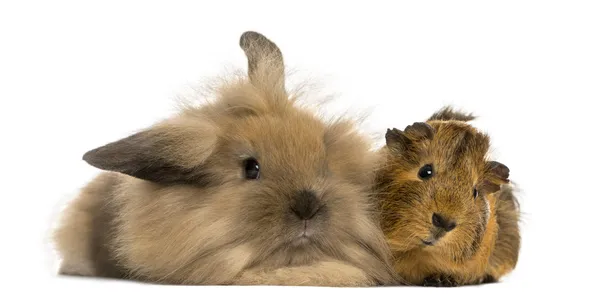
xmin=291 ymin=190 xmax=321 ymax=220
xmin=432 ymin=213 xmax=457 ymax=232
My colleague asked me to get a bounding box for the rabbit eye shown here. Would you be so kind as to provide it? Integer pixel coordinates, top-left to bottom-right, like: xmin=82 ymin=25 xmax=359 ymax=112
xmin=418 ymin=164 xmax=434 ymax=180
xmin=244 ymin=158 xmax=260 ymax=180
xmin=473 ymin=188 xmax=478 ymax=199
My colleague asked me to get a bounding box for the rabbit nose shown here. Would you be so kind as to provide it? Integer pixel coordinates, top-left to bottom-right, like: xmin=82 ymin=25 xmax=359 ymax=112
xmin=291 ymin=190 xmax=322 ymax=220
xmin=432 ymin=213 xmax=457 ymax=232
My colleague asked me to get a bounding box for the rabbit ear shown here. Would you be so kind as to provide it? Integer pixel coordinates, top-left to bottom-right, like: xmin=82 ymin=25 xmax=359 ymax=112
xmin=82 ymin=120 xmax=218 ymax=185
xmin=481 ymin=161 xmax=510 ymax=193
xmin=239 ymin=31 xmax=286 ymax=96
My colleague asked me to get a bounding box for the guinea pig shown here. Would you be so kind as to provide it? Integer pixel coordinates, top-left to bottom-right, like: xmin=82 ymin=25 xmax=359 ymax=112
xmin=51 ymin=31 xmax=399 ymax=286
xmin=373 ymin=106 xmax=521 ymax=286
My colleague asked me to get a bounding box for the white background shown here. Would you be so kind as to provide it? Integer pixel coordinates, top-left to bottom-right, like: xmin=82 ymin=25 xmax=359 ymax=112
xmin=1 ymin=0 xmax=599 ymax=301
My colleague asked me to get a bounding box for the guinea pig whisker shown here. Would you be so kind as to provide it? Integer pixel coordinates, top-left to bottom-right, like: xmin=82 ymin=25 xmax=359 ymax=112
xmin=395 ymin=229 xmax=421 ymax=250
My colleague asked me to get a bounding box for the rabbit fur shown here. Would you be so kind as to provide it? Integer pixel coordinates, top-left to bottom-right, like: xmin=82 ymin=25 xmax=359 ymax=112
xmin=51 ymin=31 xmax=399 ymax=287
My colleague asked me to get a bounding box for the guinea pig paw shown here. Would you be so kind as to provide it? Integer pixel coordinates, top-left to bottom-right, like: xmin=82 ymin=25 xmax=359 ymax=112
xmin=422 ymin=274 xmax=459 ymax=287
xmin=480 ymin=274 xmax=497 ymax=284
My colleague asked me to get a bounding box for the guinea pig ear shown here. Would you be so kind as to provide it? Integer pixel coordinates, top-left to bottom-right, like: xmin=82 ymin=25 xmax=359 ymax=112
xmin=385 ymin=128 xmax=411 ymax=153
xmin=403 ymin=122 xmax=435 ymax=141
xmin=385 ymin=122 xmax=434 ymax=154
xmin=82 ymin=120 xmax=219 ymax=185
xmin=239 ymin=31 xmax=286 ymax=97
xmin=481 ymin=161 xmax=510 ymax=193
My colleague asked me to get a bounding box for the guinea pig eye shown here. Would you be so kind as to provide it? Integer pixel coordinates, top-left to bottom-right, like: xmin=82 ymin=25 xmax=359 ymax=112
xmin=243 ymin=158 xmax=260 ymax=180
xmin=418 ymin=164 xmax=434 ymax=180
xmin=473 ymin=188 xmax=478 ymax=199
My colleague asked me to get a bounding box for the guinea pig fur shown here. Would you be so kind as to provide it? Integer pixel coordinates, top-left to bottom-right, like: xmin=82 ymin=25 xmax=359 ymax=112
xmin=51 ymin=31 xmax=399 ymax=286
xmin=373 ymin=106 xmax=521 ymax=286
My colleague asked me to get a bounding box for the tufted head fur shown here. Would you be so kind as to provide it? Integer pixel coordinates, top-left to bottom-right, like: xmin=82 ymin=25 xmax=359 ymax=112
xmin=54 ymin=31 xmax=397 ymax=286
xmin=375 ymin=106 xmax=510 ymax=264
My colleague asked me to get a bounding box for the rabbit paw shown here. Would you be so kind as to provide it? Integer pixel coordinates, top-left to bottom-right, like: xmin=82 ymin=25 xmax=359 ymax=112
xmin=422 ymin=274 xmax=459 ymax=287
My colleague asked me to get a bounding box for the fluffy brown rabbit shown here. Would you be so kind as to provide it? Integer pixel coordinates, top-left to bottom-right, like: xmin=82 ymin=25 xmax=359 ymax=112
xmin=373 ymin=106 xmax=521 ymax=286
xmin=51 ymin=31 xmax=399 ymax=286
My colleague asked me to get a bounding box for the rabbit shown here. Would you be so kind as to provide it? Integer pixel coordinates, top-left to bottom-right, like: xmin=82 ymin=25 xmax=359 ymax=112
xmin=372 ymin=106 xmax=521 ymax=286
xmin=51 ymin=31 xmax=399 ymax=287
